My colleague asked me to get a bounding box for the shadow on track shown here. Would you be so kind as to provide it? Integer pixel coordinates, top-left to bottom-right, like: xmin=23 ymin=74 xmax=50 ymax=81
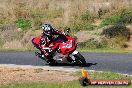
xmin=85 ymin=63 xmax=97 ymax=67
xmin=47 ymin=63 xmax=97 ymax=67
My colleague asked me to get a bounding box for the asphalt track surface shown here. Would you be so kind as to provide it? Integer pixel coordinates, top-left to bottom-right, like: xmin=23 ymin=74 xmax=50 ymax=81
xmin=0 ymin=51 xmax=132 ymax=75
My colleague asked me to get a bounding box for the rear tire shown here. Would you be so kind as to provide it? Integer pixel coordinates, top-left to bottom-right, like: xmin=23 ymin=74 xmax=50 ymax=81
xmin=74 ymin=52 xmax=86 ymax=66
xmin=48 ymin=59 xmax=57 ymax=66
xmin=47 ymin=55 xmax=57 ymax=66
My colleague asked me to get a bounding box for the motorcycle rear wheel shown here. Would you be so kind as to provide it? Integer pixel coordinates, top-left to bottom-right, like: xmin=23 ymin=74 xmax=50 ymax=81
xmin=48 ymin=59 xmax=57 ymax=66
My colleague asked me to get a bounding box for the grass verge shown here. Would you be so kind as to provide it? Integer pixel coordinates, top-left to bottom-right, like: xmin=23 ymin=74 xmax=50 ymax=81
xmin=78 ymin=48 xmax=132 ymax=53
xmin=0 ymin=71 xmax=132 ymax=88
xmin=0 ymin=48 xmax=132 ymax=53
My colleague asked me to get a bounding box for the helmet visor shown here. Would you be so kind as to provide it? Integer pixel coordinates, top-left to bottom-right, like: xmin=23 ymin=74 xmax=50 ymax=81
xmin=42 ymin=25 xmax=50 ymax=31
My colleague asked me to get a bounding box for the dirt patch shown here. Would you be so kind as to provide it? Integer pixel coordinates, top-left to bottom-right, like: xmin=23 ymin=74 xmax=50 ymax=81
xmin=76 ymin=31 xmax=91 ymax=42
xmin=0 ymin=66 xmax=78 ymax=85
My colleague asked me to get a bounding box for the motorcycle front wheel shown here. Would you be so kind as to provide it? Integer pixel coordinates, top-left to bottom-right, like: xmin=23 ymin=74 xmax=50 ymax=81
xmin=74 ymin=52 xmax=86 ymax=66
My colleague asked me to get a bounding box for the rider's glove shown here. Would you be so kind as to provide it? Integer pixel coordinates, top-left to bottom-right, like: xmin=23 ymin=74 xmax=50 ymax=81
xmin=40 ymin=38 xmax=46 ymax=45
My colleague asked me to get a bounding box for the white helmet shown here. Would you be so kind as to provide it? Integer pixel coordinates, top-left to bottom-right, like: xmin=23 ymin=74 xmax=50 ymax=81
xmin=42 ymin=23 xmax=54 ymax=36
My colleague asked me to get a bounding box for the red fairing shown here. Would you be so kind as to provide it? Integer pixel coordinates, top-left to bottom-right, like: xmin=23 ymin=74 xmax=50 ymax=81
xmin=51 ymin=35 xmax=76 ymax=55
xmin=32 ymin=32 xmax=43 ymax=47
xmin=60 ymin=36 xmax=76 ymax=55
xmin=33 ymin=30 xmax=77 ymax=56
xmin=32 ymin=37 xmax=41 ymax=45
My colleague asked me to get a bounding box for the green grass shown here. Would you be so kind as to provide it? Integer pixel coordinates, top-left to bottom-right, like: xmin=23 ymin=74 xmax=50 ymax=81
xmin=78 ymin=48 xmax=132 ymax=53
xmin=16 ymin=18 xmax=32 ymax=30
xmin=74 ymin=71 xmax=132 ymax=80
xmin=0 ymin=71 xmax=132 ymax=88
xmin=0 ymin=82 xmax=79 ymax=88
xmin=0 ymin=48 xmax=132 ymax=53
xmin=1 ymin=81 xmax=131 ymax=88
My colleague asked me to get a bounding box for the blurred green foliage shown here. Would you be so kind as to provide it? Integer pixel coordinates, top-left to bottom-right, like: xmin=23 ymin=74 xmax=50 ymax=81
xmin=101 ymin=9 xmax=132 ymax=26
xmin=101 ymin=23 xmax=130 ymax=39
xmin=16 ymin=18 xmax=32 ymax=30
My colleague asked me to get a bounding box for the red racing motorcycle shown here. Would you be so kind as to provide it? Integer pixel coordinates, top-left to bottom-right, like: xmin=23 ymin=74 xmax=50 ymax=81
xmin=38 ymin=32 xmax=86 ymax=66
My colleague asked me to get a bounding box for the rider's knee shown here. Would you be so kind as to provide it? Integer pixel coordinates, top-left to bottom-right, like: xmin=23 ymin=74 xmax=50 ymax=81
xmin=31 ymin=38 xmax=35 ymax=44
xmin=31 ymin=38 xmax=38 ymax=47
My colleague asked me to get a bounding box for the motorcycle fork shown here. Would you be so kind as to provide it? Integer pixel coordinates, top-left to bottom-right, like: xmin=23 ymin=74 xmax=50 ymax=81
xmin=69 ymin=54 xmax=76 ymax=61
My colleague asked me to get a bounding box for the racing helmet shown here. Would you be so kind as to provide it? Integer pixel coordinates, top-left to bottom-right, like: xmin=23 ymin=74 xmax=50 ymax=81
xmin=42 ymin=23 xmax=54 ymax=36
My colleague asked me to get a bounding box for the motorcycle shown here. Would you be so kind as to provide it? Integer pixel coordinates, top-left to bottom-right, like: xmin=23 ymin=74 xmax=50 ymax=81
xmin=36 ymin=31 xmax=86 ymax=66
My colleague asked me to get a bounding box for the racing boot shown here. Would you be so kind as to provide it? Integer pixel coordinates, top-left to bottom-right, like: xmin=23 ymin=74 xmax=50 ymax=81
xmin=46 ymin=56 xmax=57 ymax=66
xmin=35 ymin=51 xmax=45 ymax=60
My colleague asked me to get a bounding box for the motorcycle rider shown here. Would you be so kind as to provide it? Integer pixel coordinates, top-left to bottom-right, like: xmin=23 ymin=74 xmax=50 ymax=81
xmin=32 ymin=23 xmax=68 ymax=62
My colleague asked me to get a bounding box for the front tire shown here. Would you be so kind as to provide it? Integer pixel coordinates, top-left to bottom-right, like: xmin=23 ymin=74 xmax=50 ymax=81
xmin=74 ymin=52 xmax=86 ymax=66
